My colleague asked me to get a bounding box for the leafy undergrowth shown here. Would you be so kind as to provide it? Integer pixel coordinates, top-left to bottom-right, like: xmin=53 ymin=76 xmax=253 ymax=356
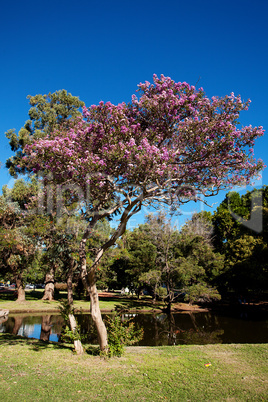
xmin=0 ymin=334 xmax=267 ymax=401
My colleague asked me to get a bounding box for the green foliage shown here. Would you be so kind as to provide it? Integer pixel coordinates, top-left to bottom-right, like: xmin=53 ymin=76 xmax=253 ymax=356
xmin=124 ymin=228 xmax=158 ymax=291
xmin=59 ymin=325 xmax=81 ymax=343
xmin=0 ymin=188 xmax=36 ymax=283
xmin=106 ymin=247 xmax=132 ymax=290
xmin=181 ymin=211 xmax=214 ymax=240
xmin=22 ymin=254 xmax=45 ymax=284
xmin=184 ymin=283 xmax=221 ymax=305
xmin=107 ymin=211 xmax=224 ymax=306
xmin=105 ymin=313 xmax=144 ymax=357
xmin=139 ymin=269 xmax=161 ymax=292
xmin=157 ymin=286 xmax=168 ymax=298
xmin=6 ymin=90 xmax=84 ymax=177
xmin=58 ymin=299 xmax=73 ymax=321
xmin=58 ymin=300 xmax=82 ymax=343
xmin=87 ymin=219 xmax=114 ymax=290
xmin=212 ymin=186 xmax=268 ymax=294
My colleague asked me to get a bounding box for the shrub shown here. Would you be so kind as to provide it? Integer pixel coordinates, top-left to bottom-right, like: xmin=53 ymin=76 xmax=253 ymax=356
xmin=104 ymin=313 xmax=143 ymax=357
xmin=58 ymin=299 xmax=82 ymax=343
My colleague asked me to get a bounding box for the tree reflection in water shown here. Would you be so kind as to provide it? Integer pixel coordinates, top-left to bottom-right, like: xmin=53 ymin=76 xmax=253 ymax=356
xmin=0 ymin=315 xmax=64 ymax=342
xmin=1 ymin=311 xmax=267 ymax=345
xmin=40 ymin=315 xmax=52 ymax=341
xmin=0 ymin=315 xmax=9 ymax=326
xmin=12 ymin=316 xmax=24 ymax=335
xmin=127 ymin=312 xmax=224 ymax=346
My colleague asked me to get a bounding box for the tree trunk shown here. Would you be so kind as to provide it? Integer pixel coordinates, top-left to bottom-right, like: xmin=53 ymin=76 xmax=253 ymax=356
xmin=165 ymin=301 xmax=171 ymax=314
xmin=165 ymin=262 xmax=172 ymax=314
xmin=66 ymin=259 xmax=84 ymax=355
xmin=12 ymin=316 xmax=23 ymax=335
xmin=40 ymin=315 xmax=52 ymax=341
xmin=15 ymin=273 xmax=25 ymax=302
xmin=78 ymin=203 xmax=141 ymax=352
xmin=42 ymin=266 xmax=55 ymax=300
xmin=0 ymin=315 xmax=8 ymax=325
xmin=153 ymin=283 xmax=158 ymax=304
xmin=80 ymin=237 xmax=108 ymax=352
xmin=88 ymin=276 xmax=108 ymax=351
xmin=67 ymin=261 xmax=74 ymax=307
xmin=168 ymin=313 xmax=176 ymax=345
xmin=68 ymin=313 xmax=84 ymax=355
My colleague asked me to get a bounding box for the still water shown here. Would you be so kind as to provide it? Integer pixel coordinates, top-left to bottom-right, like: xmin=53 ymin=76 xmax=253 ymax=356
xmin=1 ymin=311 xmax=267 ymax=345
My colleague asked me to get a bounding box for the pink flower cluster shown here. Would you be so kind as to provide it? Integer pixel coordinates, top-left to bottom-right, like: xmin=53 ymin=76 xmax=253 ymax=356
xmin=23 ymin=75 xmax=265 ymax=205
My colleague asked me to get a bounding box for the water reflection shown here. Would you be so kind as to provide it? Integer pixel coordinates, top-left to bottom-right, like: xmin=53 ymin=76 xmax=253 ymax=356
xmin=1 ymin=311 xmax=267 ymax=345
xmin=40 ymin=315 xmax=53 ymax=342
xmin=1 ymin=314 xmax=64 ymax=343
xmin=125 ymin=312 xmax=225 ymax=346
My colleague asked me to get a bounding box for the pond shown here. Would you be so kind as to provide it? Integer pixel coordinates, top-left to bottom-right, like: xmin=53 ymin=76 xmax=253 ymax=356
xmin=1 ymin=310 xmax=267 ymax=345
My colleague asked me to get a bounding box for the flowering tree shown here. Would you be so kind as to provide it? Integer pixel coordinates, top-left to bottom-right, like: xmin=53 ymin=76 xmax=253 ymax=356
xmin=22 ymin=75 xmax=264 ymax=352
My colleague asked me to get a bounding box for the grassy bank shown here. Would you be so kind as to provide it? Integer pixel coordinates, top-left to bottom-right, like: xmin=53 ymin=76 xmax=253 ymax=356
xmin=0 ymin=297 xmax=118 ymax=313
xmin=0 ymin=334 xmax=267 ymax=401
xmin=0 ymin=290 xmax=172 ymax=313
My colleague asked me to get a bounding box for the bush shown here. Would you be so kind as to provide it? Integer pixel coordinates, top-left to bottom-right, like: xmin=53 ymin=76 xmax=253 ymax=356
xmin=58 ymin=300 xmax=82 ymax=343
xmin=104 ymin=313 xmax=144 ymax=357
xmin=157 ymin=286 xmax=167 ymax=298
xmin=184 ymin=283 xmax=221 ymax=305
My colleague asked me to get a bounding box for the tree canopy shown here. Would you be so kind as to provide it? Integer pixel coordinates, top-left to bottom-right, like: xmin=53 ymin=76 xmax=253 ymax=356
xmin=24 ymin=76 xmax=264 ymax=217
xmin=6 ymin=90 xmax=84 ymax=177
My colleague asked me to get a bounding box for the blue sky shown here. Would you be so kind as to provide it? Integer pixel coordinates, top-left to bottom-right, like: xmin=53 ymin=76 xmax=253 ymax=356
xmin=1 ymin=0 xmax=267 ymax=229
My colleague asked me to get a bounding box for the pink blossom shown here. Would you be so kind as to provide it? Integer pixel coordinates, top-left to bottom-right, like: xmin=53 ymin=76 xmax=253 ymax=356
xmin=22 ymin=74 xmax=264 ymax=212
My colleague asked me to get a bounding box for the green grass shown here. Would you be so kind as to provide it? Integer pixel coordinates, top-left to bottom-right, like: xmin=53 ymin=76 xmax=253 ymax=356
xmin=0 ymin=291 xmax=164 ymax=313
xmin=0 ymin=334 xmax=267 ymax=401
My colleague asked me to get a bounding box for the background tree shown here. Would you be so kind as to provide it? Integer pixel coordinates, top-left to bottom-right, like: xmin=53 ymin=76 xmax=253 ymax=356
xmin=141 ymin=213 xmax=181 ymax=311
xmin=0 ymin=181 xmax=37 ymax=301
xmin=86 ymin=219 xmax=114 ymax=292
xmin=123 ymin=227 xmax=158 ymax=296
xmin=4 ymin=89 xmax=85 ymax=303
xmin=176 ymin=229 xmax=224 ymax=305
xmin=6 ymin=90 xmax=84 ymax=177
xmin=212 ymin=186 xmax=268 ymax=296
xmin=182 ymin=211 xmax=214 ymax=242
xmin=132 ymin=212 xmax=223 ymax=310
xmin=104 ymin=238 xmax=133 ymax=291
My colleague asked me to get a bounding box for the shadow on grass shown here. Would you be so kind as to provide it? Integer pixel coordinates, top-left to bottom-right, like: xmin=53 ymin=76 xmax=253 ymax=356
xmin=0 ymin=292 xmax=17 ymax=301
xmin=0 ymin=290 xmax=74 ymax=303
xmin=0 ymin=290 xmax=45 ymax=302
xmin=85 ymin=345 xmax=100 ymax=356
xmin=0 ymin=291 xmax=164 ymax=312
xmin=98 ymin=296 xmax=163 ymax=312
xmin=0 ymin=332 xmax=74 ymax=352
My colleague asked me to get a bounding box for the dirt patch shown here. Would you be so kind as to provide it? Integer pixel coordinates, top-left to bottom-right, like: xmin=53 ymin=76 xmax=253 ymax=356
xmin=172 ymin=303 xmax=209 ymax=312
xmin=98 ymin=292 xmax=121 ymax=298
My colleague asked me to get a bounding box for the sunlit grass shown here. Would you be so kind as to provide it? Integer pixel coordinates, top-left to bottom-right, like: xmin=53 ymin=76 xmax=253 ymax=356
xmin=0 ymin=291 xmax=164 ymax=313
xmin=0 ymin=334 xmax=267 ymax=401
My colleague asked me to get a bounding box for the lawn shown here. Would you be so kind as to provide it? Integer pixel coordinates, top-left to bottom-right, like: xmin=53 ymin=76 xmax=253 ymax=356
xmin=0 ymin=334 xmax=267 ymax=401
xmin=0 ymin=290 xmax=167 ymax=314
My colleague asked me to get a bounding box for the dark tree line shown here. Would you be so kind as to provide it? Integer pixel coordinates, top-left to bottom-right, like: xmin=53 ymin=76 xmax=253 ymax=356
xmin=1 ymin=184 xmax=267 ymax=306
